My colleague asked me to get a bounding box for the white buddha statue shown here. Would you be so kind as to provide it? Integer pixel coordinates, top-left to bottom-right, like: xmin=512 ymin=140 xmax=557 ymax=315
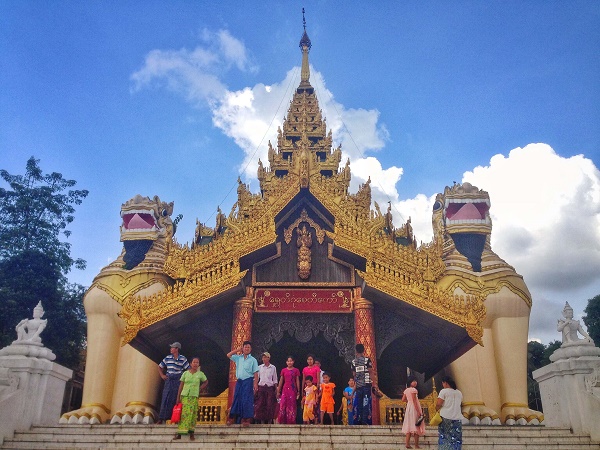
xmin=557 ymin=301 xmax=593 ymax=345
xmin=14 ymin=301 xmax=48 ymax=345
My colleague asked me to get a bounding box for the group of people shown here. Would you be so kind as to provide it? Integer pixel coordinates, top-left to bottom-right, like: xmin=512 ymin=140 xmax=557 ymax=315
xmin=155 ymin=341 xmax=464 ymax=449
xmin=401 ymin=375 xmax=464 ymax=449
xmin=227 ymin=341 xmax=377 ymax=427
xmin=155 ymin=341 xmax=208 ymax=440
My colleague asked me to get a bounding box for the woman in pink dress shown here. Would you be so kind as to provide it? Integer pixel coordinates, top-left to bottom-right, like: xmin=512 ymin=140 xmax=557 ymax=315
xmin=276 ymin=356 xmax=300 ymax=424
xmin=301 ymin=354 xmax=321 ymax=390
xmin=301 ymin=354 xmax=320 ymax=420
xmin=401 ymin=376 xmax=425 ymax=449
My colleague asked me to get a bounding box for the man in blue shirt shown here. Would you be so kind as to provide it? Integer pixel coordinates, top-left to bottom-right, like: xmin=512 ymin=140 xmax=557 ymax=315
xmin=226 ymin=340 xmax=259 ymax=426
xmin=156 ymin=342 xmax=189 ymax=424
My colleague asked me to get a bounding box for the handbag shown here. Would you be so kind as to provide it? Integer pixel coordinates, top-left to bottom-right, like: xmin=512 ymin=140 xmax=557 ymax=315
xmin=429 ymin=411 xmax=442 ymax=426
xmin=170 ymin=402 xmax=183 ymax=423
xmin=415 ymin=414 xmax=424 ymax=426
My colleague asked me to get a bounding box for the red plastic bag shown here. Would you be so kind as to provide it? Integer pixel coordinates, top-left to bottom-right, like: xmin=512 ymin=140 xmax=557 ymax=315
xmin=170 ymin=403 xmax=182 ymax=423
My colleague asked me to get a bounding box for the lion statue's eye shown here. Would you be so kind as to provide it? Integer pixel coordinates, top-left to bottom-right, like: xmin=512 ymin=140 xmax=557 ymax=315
xmin=161 ymin=209 xmax=168 ymax=217
xmin=433 ymin=200 xmax=443 ymax=212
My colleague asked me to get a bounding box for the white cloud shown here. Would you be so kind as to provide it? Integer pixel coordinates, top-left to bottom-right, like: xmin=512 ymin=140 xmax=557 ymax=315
xmin=349 ymin=157 xmax=403 ymax=204
xmin=213 ymin=29 xmax=258 ymax=73
xmin=395 ymin=194 xmax=437 ymax=244
xmin=130 ymin=29 xmax=256 ymax=106
xmin=462 ymin=143 xmax=600 ymax=292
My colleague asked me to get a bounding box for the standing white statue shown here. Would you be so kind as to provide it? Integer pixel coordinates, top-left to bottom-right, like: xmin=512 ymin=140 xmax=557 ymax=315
xmin=557 ymin=301 xmax=594 ymax=345
xmin=14 ymin=301 xmax=48 ymax=346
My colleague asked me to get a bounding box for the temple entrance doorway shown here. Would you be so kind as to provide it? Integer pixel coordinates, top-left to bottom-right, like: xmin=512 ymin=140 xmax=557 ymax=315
xmin=252 ymin=312 xmax=355 ymax=424
xmin=265 ymin=332 xmax=353 ymax=424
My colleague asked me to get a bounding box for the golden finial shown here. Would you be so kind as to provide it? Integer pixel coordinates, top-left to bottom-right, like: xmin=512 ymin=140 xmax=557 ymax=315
xmin=299 ymin=8 xmax=311 ymax=86
xmin=302 ymin=7 xmax=306 ymax=30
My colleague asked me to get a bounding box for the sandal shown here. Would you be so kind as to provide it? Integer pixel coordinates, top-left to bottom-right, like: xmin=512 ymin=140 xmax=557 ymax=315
xmin=173 ymin=434 xmax=181 ymax=440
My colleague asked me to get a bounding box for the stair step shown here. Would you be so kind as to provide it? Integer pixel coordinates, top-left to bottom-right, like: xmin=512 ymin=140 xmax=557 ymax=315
xmin=2 ymin=425 xmax=599 ymax=450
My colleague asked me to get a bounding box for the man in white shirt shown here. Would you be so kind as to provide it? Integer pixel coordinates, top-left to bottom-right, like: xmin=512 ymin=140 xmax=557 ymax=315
xmin=254 ymin=352 xmax=278 ymax=424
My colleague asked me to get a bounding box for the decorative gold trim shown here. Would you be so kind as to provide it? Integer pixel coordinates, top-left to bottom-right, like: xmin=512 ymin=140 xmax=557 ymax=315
xmin=444 ymin=278 xmax=532 ymax=308
xmin=296 ymin=224 xmax=313 ymax=279
xmin=113 ymin=38 xmax=487 ymax=347
xmin=501 ymin=402 xmax=528 ymax=409
xmin=81 ymin=403 xmax=110 ymax=414
xmin=252 ymin=281 xmax=356 ymax=287
xmin=284 ymin=208 xmax=325 ymax=244
xmin=92 ymin=277 xmax=171 ymax=306
xmin=252 ymin=243 xmax=355 ymax=287
xmin=461 ymin=401 xmax=485 ymax=407
xmin=359 ymin=263 xmax=486 ymax=345
xmin=196 ymin=389 xmax=229 ymax=425
xmin=125 ymin=401 xmax=156 ymax=409
xmin=119 ymin=266 xmax=248 ymax=345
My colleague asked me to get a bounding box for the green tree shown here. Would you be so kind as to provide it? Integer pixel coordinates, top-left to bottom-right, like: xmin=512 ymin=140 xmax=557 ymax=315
xmin=542 ymin=340 xmax=561 ymax=363
xmin=526 ymin=339 xmax=562 ymax=412
xmin=0 ymin=158 xmax=88 ymax=369
xmin=583 ymin=294 xmax=600 ymax=345
xmin=0 ymin=156 xmax=88 ymax=273
xmin=527 ymin=341 xmax=545 ymax=411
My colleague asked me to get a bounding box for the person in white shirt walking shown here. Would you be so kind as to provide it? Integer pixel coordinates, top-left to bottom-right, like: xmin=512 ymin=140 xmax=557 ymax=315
xmin=436 ymin=376 xmax=463 ymax=450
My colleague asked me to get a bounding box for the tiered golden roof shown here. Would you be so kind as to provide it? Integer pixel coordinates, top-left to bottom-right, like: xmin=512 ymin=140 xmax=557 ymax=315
xmin=119 ymin=26 xmax=486 ymax=346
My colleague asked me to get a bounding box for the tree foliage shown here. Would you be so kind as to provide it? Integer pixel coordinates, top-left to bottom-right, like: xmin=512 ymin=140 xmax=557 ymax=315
xmin=583 ymin=294 xmax=600 ymax=345
xmin=0 ymin=156 xmax=89 ymax=274
xmin=0 ymin=158 xmax=88 ymax=369
xmin=527 ymin=339 xmax=561 ymax=412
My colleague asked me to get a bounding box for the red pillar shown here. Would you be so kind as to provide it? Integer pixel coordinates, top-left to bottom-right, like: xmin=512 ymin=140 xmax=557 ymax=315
xmin=354 ymin=289 xmax=380 ymax=425
xmin=227 ymin=288 xmax=254 ymax=410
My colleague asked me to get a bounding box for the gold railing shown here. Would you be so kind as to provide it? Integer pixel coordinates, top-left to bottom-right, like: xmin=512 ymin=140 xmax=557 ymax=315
xmin=379 ymin=386 xmax=438 ymax=426
xmin=192 ymin=386 xmax=438 ymax=426
xmin=196 ymin=389 xmax=228 ymax=425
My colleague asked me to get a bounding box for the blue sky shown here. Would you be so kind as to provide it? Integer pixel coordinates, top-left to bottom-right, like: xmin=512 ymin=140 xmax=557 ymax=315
xmin=1 ymin=2 xmax=599 ymax=344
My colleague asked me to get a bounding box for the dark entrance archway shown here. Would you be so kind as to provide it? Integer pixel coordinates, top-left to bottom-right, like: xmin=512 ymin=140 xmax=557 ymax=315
xmin=265 ymin=333 xmax=353 ymax=424
xmin=252 ymin=312 xmax=355 ymax=423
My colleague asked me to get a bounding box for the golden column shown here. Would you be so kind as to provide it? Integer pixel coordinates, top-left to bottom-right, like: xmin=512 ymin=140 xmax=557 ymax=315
xmin=354 ymin=289 xmax=380 ymax=425
xmin=227 ymin=288 xmax=255 ymax=409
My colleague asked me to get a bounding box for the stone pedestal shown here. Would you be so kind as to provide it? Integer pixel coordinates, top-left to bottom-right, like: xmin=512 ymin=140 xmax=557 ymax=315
xmin=0 ymin=347 xmax=72 ymax=444
xmin=533 ymin=342 xmax=600 ymax=442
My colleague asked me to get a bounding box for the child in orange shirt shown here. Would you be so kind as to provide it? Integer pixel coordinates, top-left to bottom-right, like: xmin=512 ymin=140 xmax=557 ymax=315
xmin=319 ymin=372 xmax=336 ymax=425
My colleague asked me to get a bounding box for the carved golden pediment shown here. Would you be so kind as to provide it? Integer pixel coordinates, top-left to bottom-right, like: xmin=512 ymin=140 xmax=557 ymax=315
xmin=119 ymin=263 xmax=248 ymax=345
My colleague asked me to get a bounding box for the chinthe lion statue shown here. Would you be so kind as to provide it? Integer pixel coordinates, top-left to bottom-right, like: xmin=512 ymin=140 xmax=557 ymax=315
xmin=60 ymin=194 xmax=175 ymax=424
xmin=433 ymin=182 xmax=543 ymax=425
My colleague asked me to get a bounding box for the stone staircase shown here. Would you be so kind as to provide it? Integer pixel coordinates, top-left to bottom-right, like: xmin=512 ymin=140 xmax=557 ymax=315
xmin=2 ymin=424 xmax=599 ymax=449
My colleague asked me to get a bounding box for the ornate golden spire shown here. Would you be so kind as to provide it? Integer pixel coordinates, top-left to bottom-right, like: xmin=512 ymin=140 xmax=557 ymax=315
xmin=299 ymin=8 xmax=312 ymax=90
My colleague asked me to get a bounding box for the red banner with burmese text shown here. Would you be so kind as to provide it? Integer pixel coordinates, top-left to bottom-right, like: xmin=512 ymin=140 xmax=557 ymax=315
xmin=254 ymin=288 xmax=353 ymax=313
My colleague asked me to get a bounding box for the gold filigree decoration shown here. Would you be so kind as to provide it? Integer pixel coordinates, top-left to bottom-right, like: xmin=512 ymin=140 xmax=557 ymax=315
xmin=443 ymin=277 xmax=532 ymax=308
xmin=91 ymin=275 xmax=171 ymax=306
xmin=359 ymin=263 xmax=486 ymax=345
xmin=296 ymin=225 xmax=312 ymax=279
xmin=119 ymin=263 xmax=248 ymax=345
xmin=283 ymin=209 xmax=325 ymax=245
